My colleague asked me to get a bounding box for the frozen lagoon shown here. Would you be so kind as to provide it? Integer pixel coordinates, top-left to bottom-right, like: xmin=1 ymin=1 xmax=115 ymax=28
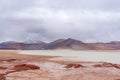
xmin=20 ymin=50 xmax=120 ymax=64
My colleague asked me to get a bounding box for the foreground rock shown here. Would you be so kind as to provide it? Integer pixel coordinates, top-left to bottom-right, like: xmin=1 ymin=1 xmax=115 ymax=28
xmin=13 ymin=64 xmax=40 ymax=71
xmin=65 ymin=64 xmax=84 ymax=69
xmin=93 ymin=62 xmax=120 ymax=69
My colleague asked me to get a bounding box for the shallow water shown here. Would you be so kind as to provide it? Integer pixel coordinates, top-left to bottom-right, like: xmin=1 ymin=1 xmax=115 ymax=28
xmin=20 ymin=50 xmax=120 ymax=64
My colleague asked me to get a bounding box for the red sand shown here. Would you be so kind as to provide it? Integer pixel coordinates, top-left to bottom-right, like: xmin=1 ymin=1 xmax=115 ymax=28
xmin=0 ymin=50 xmax=120 ymax=80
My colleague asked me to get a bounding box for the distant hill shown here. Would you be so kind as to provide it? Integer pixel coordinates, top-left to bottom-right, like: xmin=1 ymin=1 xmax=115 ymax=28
xmin=44 ymin=38 xmax=94 ymax=50
xmin=0 ymin=41 xmax=46 ymax=50
xmin=0 ymin=38 xmax=120 ymax=50
xmin=87 ymin=41 xmax=120 ymax=50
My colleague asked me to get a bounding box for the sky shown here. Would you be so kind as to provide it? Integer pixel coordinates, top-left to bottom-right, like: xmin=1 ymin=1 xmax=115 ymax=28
xmin=0 ymin=0 xmax=120 ymax=42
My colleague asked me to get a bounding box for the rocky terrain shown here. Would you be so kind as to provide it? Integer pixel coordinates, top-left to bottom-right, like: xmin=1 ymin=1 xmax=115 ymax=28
xmin=0 ymin=51 xmax=120 ymax=80
xmin=0 ymin=38 xmax=120 ymax=50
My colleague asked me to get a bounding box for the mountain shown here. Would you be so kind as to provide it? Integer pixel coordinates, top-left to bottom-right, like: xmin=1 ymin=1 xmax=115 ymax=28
xmin=87 ymin=41 xmax=120 ymax=50
xmin=0 ymin=39 xmax=120 ymax=50
xmin=0 ymin=41 xmax=46 ymax=50
xmin=44 ymin=38 xmax=94 ymax=50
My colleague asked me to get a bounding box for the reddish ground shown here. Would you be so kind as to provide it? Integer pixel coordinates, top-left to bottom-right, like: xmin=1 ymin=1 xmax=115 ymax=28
xmin=0 ymin=50 xmax=120 ymax=80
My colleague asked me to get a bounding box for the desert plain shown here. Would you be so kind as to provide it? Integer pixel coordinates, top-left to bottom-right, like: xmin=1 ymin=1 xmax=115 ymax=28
xmin=0 ymin=50 xmax=120 ymax=80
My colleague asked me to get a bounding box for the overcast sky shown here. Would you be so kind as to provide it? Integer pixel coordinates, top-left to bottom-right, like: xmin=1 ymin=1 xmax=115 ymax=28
xmin=0 ymin=0 xmax=120 ymax=42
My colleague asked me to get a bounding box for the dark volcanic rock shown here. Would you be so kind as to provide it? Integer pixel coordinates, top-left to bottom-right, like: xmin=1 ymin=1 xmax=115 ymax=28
xmin=65 ymin=64 xmax=84 ymax=69
xmin=0 ymin=59 xmax=18 ymax=62
xmin=93 ymin=63 xmax=114 ymax=67
xmin=93 ymin=62 xmax=120 ymax=69
xmin=6 ymin=59 xmax=18 ymax=62
xmin=13 ymin=64 xmax=40 ymax=71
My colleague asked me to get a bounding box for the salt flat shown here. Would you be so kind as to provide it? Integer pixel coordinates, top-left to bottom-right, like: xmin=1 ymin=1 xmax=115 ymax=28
xmin=20 ymin=50 xmax=120 ymax=64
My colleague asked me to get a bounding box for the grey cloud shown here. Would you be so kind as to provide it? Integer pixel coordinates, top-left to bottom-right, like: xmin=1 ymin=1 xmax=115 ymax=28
xmin=33 ymin=0 xmax=120 ymax=11
xmin=0 ymin=0 xmax=120 ymax=42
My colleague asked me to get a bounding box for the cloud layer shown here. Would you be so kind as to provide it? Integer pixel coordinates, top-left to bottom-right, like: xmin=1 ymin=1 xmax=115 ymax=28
xmin=0 ymin=0 xmax=120 ymax=42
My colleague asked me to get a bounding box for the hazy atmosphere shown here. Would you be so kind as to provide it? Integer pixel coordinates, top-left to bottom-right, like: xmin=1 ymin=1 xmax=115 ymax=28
xmin=0 ymin=0 xmax=120 ymax=42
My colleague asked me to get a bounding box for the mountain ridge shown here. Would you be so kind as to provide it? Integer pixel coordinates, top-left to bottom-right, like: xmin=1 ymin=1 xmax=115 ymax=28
xmin=0 ymin=38 xmax=120 ymax=50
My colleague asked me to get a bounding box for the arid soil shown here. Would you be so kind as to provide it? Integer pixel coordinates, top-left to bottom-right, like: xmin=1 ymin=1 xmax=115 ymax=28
xmin=0 ymin=50 xmax=120 ymax=80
